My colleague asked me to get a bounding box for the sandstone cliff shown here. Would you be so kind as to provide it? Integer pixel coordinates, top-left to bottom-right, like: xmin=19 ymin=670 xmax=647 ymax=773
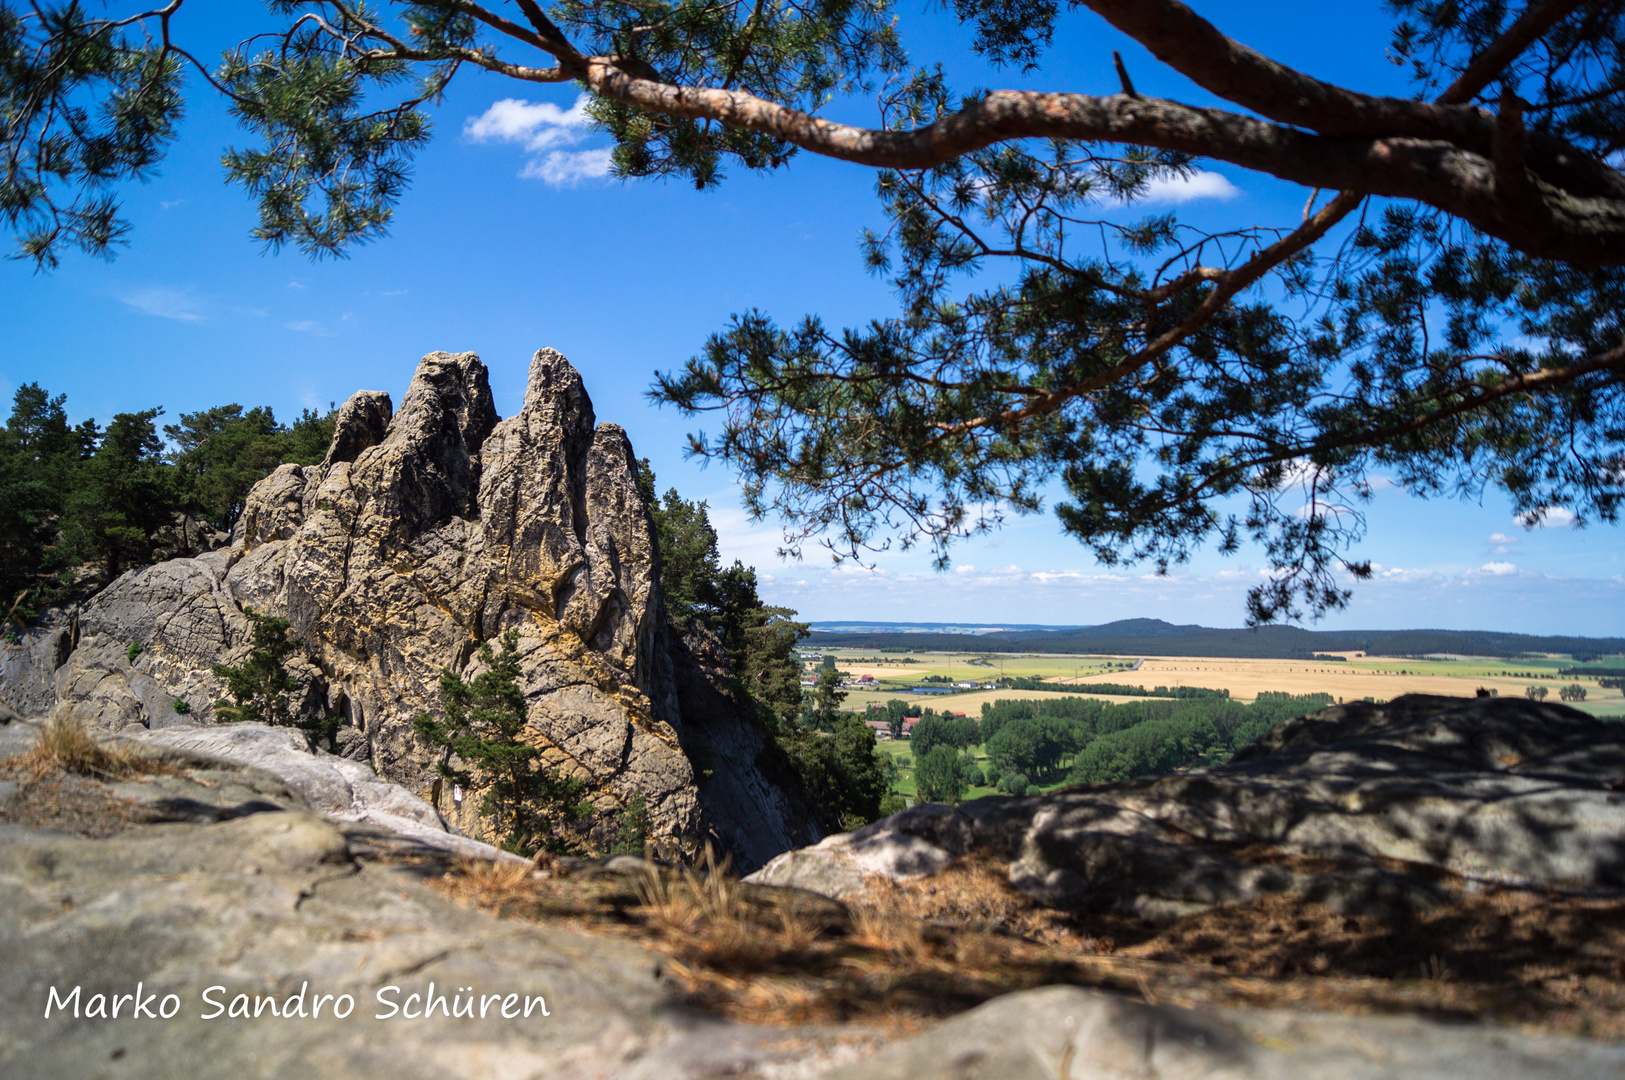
xmin=10 ymin=349 xmax=820 ymax=869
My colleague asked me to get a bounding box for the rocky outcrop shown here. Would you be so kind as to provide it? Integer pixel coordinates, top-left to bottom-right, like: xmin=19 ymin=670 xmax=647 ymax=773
xmin=824 ymin=983 xmax=1625 ymax=1080
xmin=0 ymin=769 xmax=871 ymax=1080
xmin=749 ymin=695 xmax=1625 ymax=919
xmin=13 ymin=348 xmax=819 ymax=870
xmin=8 ymin=769 xmax=1616 ymax=1080
xmin=0 ymin=616 xmax=74 ymax=722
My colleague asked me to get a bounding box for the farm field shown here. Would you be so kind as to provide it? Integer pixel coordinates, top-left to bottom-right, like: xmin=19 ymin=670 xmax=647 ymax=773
xmin=840 ymin=686 xmax=1151 ymax=714
xmin=815 ymin=647 xmax=1625 ymax=713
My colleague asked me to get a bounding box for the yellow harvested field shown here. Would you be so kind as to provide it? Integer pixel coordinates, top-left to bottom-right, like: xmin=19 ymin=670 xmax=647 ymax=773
xmin=1057 ymin=655 xmax=1620 ymax=704
xmin=838 ymin=686 xmax=1149 ymax=714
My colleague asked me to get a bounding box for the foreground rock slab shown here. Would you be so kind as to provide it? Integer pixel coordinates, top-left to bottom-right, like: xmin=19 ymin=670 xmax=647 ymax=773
xmin=2 ymin=735 xmax=1619 ymax=1079
xmin=751 ymin=695 xmax=1625 ymax=920
xmin=0 ymin=805 xmax=874 ymax=1079
xmin=827 ymin=984 xmax=1625 ymax=1080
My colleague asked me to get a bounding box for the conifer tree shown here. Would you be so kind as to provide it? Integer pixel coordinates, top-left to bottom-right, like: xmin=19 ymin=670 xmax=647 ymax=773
xmin=211 ymin=607 xmax=300 ymax=727
xmin=10 ymin=3 xmax=1625 ymax=622
xmin=413 ymin=631 xmax=588 ymax=856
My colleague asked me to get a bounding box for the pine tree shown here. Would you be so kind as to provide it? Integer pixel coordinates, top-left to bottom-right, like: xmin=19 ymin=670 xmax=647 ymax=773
xmin=413 ymin=631 xmax=588 ymax=856
xmin=211 ymin=608 xmax=301 ymax=727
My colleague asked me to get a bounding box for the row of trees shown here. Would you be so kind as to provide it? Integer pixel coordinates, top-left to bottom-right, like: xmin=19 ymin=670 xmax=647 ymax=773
xmin=1530 ymin=683 xmax=1591 ymax=701
xmin=0 ymin=383 xmax=334 ymax=623
xmin=894 ymin=692 xmax=1338 ymax=804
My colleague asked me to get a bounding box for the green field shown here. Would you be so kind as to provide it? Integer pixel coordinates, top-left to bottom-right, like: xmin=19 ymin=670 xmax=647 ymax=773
xmin=876 ymin=737 xmax=1074 ymax=803
xmin=1341 ymin=656 xmax=1581 ymax=678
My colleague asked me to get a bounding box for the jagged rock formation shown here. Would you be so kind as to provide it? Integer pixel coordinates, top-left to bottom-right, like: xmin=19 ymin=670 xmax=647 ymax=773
xmin=749 ymin=695 xmax=1625 ymax=918
xmin=9 ymin=349 xmax=820 ymax=870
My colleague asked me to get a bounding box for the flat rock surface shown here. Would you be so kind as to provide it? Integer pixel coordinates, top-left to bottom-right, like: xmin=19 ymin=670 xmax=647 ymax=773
xmin=750 ymin=696 xmax=1625 ymax=920
xmin=2 ymin=715 xmax=1620 ymax=1078
xmin=0 ymin=782 xmax=873 ymax=1079
xmin=827 ymin=984 xmax=1625 ymax=1080
xmin=125 ymin=722 xmax=511 ymax=861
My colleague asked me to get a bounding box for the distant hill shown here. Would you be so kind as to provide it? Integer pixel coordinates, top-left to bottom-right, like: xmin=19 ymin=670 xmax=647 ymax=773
xmin=805 ymin=619 xmax=1625 ymax=660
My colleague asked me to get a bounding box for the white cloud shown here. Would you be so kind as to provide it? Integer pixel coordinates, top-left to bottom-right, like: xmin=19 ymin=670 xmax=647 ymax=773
xmin=465 ymin=97 xmax=591 ymax=149
xmin=1368 ymin=563 xmax=1441 ymax=583
xmin=466 ymin=96 xmax=612 ymax=187
xmin=1138 ymin=170 xmax=1241 ymax=204
xmin=284 ymin=320 xmax=327 ymax=335
xmin=121 ymin=287 xmax=204 ymax=323
xmin=1478 ymin=561 xmax=1518 ymax=576
xmin=520 ymin=149 xmax=613 ymax=186
xmin=955 ymin=564 xmax=976 ymax=575
xmin=1518 ymin=506 xmax=1578 ymax=528
xmin=159 ymin=199 xmax=185 ymax=210
xmin=1486 ymin=532 xmax=1516 ymax=544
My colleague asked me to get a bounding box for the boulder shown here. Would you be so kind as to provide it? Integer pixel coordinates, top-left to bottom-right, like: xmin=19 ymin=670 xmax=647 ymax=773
xmin=0 ymin=613 xmax=73 ymax=722
xmin=826 ymin=984 xmax=1625 ymax=1080
xmin=746 ymin=803 xmax=976 ymax=899
xmin=11 ymin=348 xmax=820 ymax=871
xmin=751 ymin=696 xmax=1625 ymax=920
xmin=0 ymin=791 xmax=870 ymax=1080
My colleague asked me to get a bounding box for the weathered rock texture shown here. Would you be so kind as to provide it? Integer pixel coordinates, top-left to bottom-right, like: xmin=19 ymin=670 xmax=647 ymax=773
xmin=824 ymin=983 xmax=1625 ymax=1080
xmin=0 ymin=759 xmax=876 ymax=1080
xmin=6 ymin=761 xmax=1615 ymax=1079
xmin=750 ymin=695 xmax=1625 ymax=919
xmin=8 ymin=349 xmax=819 ymax=870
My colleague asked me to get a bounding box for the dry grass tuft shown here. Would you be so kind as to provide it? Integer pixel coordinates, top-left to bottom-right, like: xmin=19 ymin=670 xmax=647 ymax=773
xmin=441 ymin=855 xmax=534 ymax=898
xmin=848 ymin=906 xmax=928 ymax=961
xmin=1 ymin=716 xmax=175 ymax=781
xmin=633 ymin=845 xmax=745 ymax=933
xmin=435 ymin=842 xmax=1625 ymax=1040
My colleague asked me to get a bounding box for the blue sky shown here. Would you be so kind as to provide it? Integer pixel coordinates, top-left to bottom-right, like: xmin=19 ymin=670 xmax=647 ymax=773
xmin=3 ymin=2 xmax=1621 ymax=636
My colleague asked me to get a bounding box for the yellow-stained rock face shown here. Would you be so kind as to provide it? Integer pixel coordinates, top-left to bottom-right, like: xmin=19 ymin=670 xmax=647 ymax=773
xmin=43 ymin=348 xmax=821 ymax=869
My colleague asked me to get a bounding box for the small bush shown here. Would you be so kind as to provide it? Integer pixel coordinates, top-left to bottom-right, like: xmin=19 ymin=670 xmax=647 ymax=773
xmin=126 ymin=641 xmax=142 ymax=663
xmin=172 ymin=698 xmax=191 ymax=714
xmin=997 ymin=771 xmax=1030 ymax=795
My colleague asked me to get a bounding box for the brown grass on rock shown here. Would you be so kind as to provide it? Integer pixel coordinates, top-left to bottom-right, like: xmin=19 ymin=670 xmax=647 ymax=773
xmin=435 ymin=845 xmax=1625 ymax=1041
xmin=1 ymin=716 xmax=175 ymax=782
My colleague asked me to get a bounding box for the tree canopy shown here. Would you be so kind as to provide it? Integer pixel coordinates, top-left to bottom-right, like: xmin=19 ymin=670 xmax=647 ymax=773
xmin=0 ymin=381 xmax=336 ymax=623
xmin=7 ymin=1 xmax=1625 ymax=620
